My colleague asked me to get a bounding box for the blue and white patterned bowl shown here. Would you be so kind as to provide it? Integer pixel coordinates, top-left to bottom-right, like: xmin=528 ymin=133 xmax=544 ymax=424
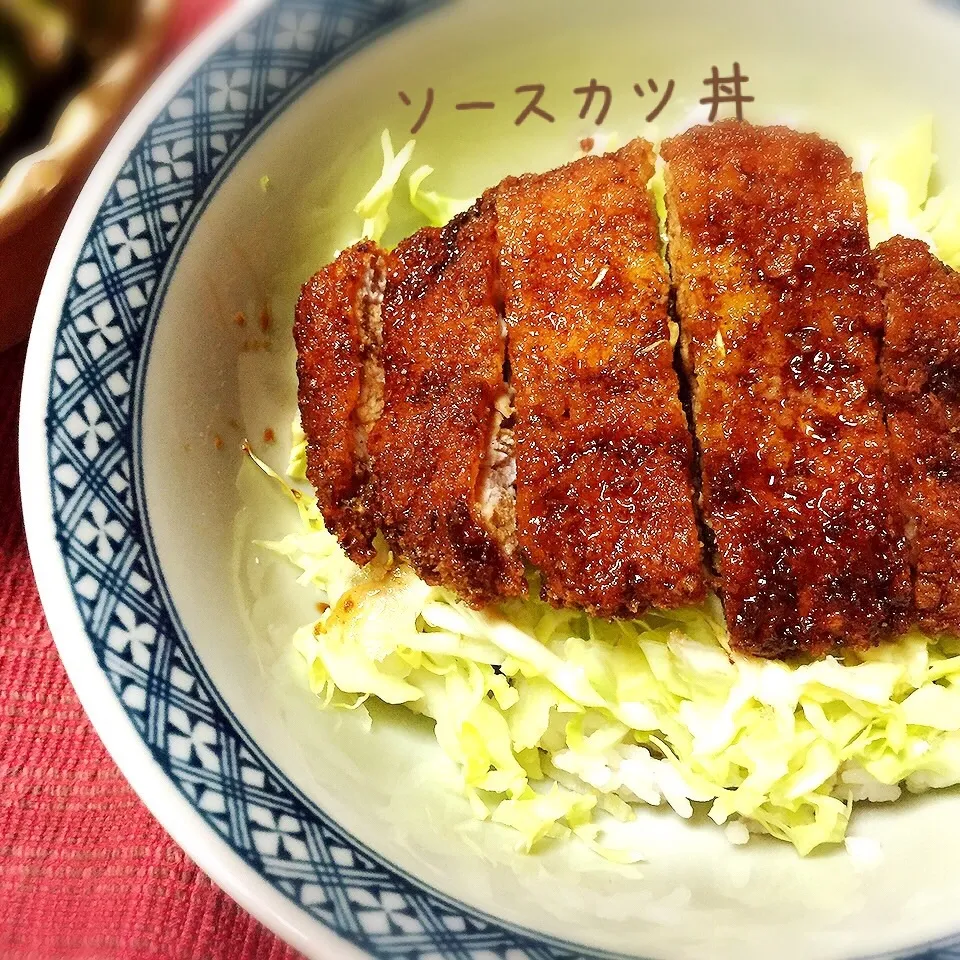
xmin=19 ymin=1 xmax=960 ymax=957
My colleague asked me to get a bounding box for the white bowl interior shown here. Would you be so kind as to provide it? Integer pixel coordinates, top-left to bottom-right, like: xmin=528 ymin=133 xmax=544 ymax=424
xmin=142 ymin=1 xmax=960 ymax=957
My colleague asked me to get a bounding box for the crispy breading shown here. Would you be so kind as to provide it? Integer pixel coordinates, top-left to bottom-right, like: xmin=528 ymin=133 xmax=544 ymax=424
xmin=495 ymin=139 xmax=706 ymax=617
xmin=662 ymin=122 xmax=909 ymax=658
xmin=294 ymin=241 xmax=385 ymax=564
xmin=368 ymin=194 xmax=526 ymax=605
xmin=878 ymin=236 xmax=960 ymax=632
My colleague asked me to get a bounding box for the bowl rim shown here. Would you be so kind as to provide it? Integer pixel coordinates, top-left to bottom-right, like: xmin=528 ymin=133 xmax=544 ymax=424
xmin=17 ymin=1 xmax=960 ymax=958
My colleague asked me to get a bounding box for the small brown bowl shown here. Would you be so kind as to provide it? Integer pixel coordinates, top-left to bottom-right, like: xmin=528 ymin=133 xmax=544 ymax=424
xmin=0 ymin=0 xmax=175 ymax=353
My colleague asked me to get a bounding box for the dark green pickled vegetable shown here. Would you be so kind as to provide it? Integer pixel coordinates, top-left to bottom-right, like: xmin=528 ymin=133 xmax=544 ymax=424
xmin=0 ymin=56 xmax=18 ymax=140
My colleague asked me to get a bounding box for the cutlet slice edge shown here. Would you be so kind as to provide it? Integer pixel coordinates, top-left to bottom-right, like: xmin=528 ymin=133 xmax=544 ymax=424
xmin=294 ymin=240 xmax=387 ymax=564
xmin=661 ymin=123 xmax=910 ymax=658
xmin=370 ymin=197 xmax=526 ymax=605
xmin=496 ymin=138 xmax=706 ymax=617
xmin=877 ymin=235 xmax=960 ymax=634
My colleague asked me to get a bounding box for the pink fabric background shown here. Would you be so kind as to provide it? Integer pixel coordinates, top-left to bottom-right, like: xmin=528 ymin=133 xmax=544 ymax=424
xmin=0 ymin=3 xmax=302 ymax=957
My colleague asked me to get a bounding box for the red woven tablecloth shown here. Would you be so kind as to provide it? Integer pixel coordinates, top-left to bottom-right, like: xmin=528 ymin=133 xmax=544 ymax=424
xmin=0 ymin=4 xmax=302 ymax=958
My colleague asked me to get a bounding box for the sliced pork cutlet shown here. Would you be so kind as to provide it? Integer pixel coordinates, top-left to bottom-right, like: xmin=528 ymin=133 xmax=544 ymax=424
xmin=662 ymin=122 xmax=910 ymax=659
xmin=295 ymin=240 xmax=386 ymax=564
xmin=878 ymin=236 xmax=960 ymax=633
xmin=495 ymin=139 xmax=706 ymax=618
xmin=367 ymin=193 xmax=526 ymax=606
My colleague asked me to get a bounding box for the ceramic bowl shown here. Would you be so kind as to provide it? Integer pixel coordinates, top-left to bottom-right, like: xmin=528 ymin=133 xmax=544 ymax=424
xmin=20 ymin=1 xmax=960 ymax=958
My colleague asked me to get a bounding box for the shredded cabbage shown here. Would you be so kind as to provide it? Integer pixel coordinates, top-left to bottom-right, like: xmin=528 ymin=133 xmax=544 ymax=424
xmin=351 ymin=134 xmax=473 ymax=243
xmin=864 ymin=115 xmax=960 ymax=267
xmin=257 ymin=124 xmax=960 ymax=860
xmin=408 ymin=165 xmax=473 ymax=226
xmin=287 ymin=416 xmax=308 ymax=482
xmin=354 ymin=131 xmax=416 ymax=243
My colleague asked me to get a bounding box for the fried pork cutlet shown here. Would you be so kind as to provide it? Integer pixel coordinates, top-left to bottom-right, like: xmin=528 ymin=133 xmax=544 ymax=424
xmin=662 ymin=122 xmax=909 ymax=659
xmin=294 ymin=240 xmax=385 ymax=564
xmin=367 ymin=193 xmax=526 ymax=605
xmin=878 ymin=236 xmax=960 ymax=633
xmin=495 ymin=139 xmax=706 ymax=618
